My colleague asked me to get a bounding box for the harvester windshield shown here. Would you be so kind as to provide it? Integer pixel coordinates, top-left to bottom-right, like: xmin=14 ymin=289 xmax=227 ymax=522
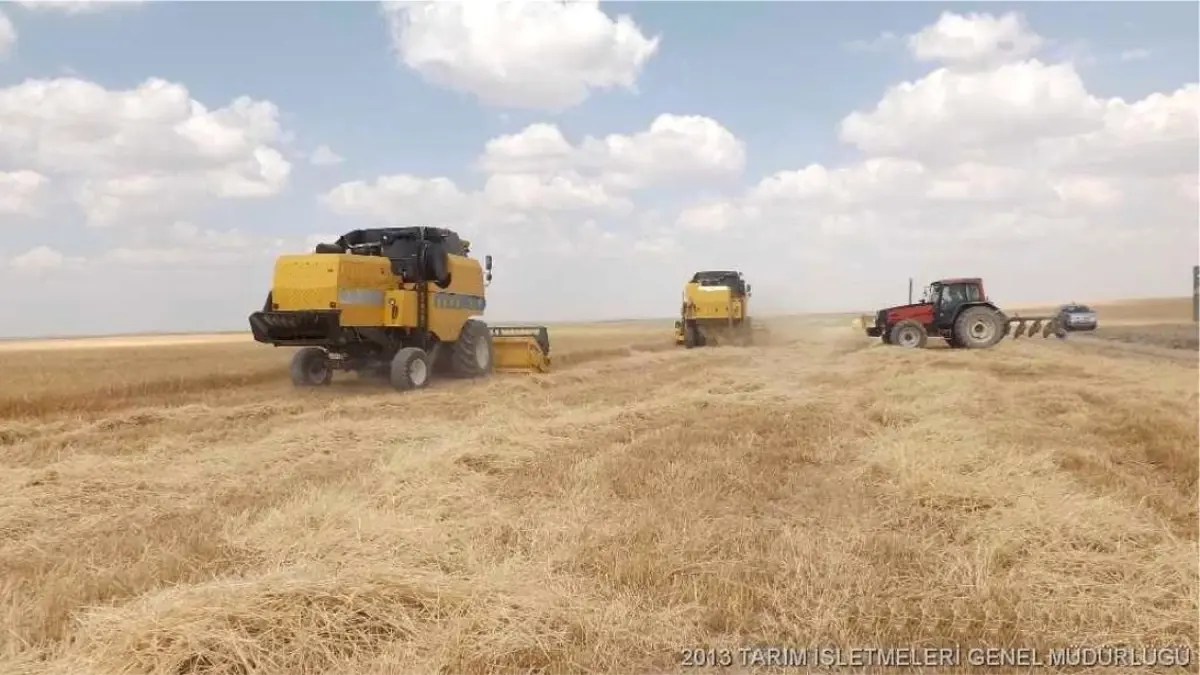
xmin=313 ymin=227 xmax=469 ymax=285
xmin=691 ymin=270 xmax=746 ymax=294
xmin=327 ymin=227 xmax=467 ymax=257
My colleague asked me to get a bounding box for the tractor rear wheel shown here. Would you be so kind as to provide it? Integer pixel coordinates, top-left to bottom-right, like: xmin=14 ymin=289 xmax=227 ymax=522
xmin=290 ymin=347 xmax=332 ymax=387
xmin=889 ymin=320 xmax=928 ymax=349
xmin=390 ymin=347 xmax=433 ymax=391
xmin=449 ymin=319 xmax=494 ymax=378
xmin=954 ymin=306 xmax=1003 ymax=349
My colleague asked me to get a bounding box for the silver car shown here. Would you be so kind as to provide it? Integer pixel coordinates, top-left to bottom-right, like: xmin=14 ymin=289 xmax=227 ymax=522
xmin=1057 ymin=303 xmax=1098 ymax=332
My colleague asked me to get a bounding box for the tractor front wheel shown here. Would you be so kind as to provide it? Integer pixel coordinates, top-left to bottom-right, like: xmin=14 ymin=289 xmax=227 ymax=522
xmin=954 ymin=306 xmax=1004 ymax=349
xmin=290 ymin=347 xmax=333 ymax=387
xmin=390 ymin=347 xmax=433 ymax=391
xmin=449 ymin=319 xmax=494 ymax=378
xmin=889 ymin=320 xmax=928 ymax=349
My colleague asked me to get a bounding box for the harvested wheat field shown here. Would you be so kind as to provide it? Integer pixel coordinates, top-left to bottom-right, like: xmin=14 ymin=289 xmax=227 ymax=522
xmin=0 ymin=301 xmax=1197 ymax=674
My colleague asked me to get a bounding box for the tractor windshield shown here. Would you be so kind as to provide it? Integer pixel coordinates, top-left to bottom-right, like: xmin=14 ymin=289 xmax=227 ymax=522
xmin=935 ymin=283 xmax=982 ymax=307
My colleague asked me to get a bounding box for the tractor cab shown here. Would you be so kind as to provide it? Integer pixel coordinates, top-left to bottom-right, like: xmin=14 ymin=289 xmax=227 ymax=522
xmin=926 ymin=277 xmax=986 ymax=326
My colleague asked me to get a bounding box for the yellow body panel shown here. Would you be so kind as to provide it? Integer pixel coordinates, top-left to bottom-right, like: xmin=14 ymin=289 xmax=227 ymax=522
xmin=271 ymin=254 xmax=390 ymax=327
xmin=269 ymin=253 xmax=486 ymax=340
xmin=682 ymin=282 xmax=747 ymax=321
xmin=493 ymin=338 xmax=551 ymax=373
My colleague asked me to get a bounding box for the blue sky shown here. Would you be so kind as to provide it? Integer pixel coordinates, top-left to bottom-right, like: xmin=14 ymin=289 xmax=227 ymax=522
xmin=0 ymin=1 xmax=1196 ymax=336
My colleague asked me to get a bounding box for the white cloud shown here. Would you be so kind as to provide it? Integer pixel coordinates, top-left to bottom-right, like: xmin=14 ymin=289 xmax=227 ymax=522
xmin=480 ymin=114 xmax=746 ymax=189
xmin=1119 ymin=48 xmax=1151 ymax=62
xmin=0 ymin=170 xmax=49 ymax=217
xmin=907 ymin=11 xmax=1044 ymax=67
xmin=323 ymin=113 xmax=745 ymax=231
xmin=97 ymin=222 xmax=292 ymax=269
xmin=843 ymin=31 xmax=899 ymax=54
xmin=0 ymin=9 xmax=15 ymax=60
xmin=483 ymin=172 xmax=633 ymax=215
xmin=0 ymin=76 xmax=292 ymax=227
xmin=838 ymin=58 xmax=1199 ymax=176
xmin=16 ymin=0 xmax=142 ymax=14
xmin=322 ymin=174 xmax=477 ymax=225
xmin=8 ymin=245 xmax=84 ymax=273
xmin=382 ymin=0 xmax=660 ymax=111
xmin=309 ymin=144 xmax=344 ymax=166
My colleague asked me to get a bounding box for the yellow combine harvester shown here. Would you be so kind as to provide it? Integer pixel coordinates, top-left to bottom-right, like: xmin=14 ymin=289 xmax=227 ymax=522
xmin=673 ymin=270 xmax=760 ymax=348
xmin=249 ymin=227 xmax=550 ymax=390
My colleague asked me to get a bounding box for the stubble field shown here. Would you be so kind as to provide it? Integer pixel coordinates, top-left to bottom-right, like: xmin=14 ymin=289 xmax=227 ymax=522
xmin=0 ymin=299 xmax=1196 ymax=674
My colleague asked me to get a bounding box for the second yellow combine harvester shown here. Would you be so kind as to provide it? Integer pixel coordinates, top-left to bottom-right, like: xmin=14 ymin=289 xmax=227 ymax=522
xmin=249 ymin=227 xmax=550 ymax=390
xmin=673 ymin=270 xmax=760 ymax=348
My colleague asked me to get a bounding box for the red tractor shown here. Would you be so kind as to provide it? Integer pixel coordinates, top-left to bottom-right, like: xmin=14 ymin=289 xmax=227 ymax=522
xmin=861 ymin=277 xmax=1065 ymax=349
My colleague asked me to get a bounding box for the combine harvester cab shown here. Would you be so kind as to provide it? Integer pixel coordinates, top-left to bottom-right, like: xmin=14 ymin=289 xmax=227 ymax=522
xmin=248 ymin=227 xmax=551 ymax=390
xmin=860 ymin=277 xmax=1066 ymax=350
xmin=676 ymin=270 xmax=765 ymax=348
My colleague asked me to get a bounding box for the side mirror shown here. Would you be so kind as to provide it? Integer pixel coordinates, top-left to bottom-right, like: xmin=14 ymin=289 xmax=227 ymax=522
xmin=746 ymin=284 xmax=752 ymax=295
xmin=485 ymin=255 xmax=493 ymax=271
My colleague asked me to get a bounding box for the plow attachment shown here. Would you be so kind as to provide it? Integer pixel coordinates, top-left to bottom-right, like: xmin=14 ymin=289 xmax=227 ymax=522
xmin=1004 ymin=315 xmax=1065 ymax=340
xmin=490 ymin=325 xmax=552 ymax=373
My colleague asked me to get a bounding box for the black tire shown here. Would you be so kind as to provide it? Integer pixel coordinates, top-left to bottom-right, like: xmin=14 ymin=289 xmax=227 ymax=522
xmin=449 ymin=319 xmax=494 ymax=378
xmin=683 ymin=321 xmax=700 ymax=349
xmin=290 ymin=347 xmax=332 ymax=387
xmin=954 ymin=306 xmax=1003 ymax=349
xmin=889 ymin=320 xmax=928 ymax=349
xmin=390 ymin=347 xmax=432 ymax=391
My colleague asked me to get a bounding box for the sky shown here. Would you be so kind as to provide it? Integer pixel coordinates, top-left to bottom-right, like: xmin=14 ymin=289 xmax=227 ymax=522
xmin=0 ymin=0 xmax=1196 ymax=337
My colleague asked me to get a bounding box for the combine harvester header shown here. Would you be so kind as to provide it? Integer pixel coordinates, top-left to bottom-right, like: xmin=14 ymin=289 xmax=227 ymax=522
xmin=489 ymin=325 xmax=551 ymax=373
xmin=248 ymin=227 xmax=551 ymax=389
xmin=858 ymin=277 xmax=1067 ymax=349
